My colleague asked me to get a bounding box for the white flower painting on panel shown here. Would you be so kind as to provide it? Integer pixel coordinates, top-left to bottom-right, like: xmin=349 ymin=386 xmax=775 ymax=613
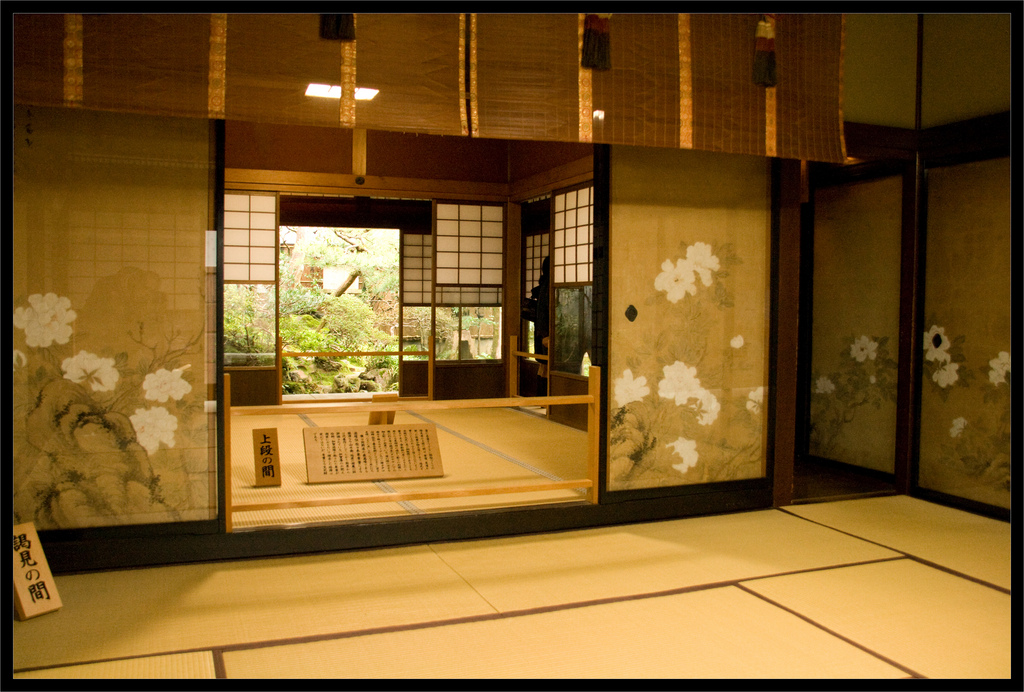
xmin=668 ymin=436 xmax=699 ymax=473
xmin=988 ymin=351 xmax=1010 ymax=385
xmin=614 ymin=369 xmax=649 ymax=408
xmin=850 ymin=335 xmax=878 ymax=362
xmin=62 ymin=351 xmax=120 ymax=392
xmin=653 ymin=258 xmax=698 ymax=303
xmin=130 ymin=406 xmax=178 ymax=454
xmin=143 ymin=367 xmax=193 ymax=403
xmin=610 ymin=236 xmax=762 ymax=489
xmin=13 ymin=293 xmax=77 ymax=348
xmin=923 ymin=325 xmax=952 ymax=363
xmin=12 ymin=267 xmax=204 ymax=530
xmin=685 ymin=242 xmax=720 ymax=286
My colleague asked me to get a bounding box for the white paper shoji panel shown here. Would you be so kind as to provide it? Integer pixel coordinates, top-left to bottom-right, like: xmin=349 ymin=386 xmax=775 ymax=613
xmin=434 ymin=286 xmax=502 ymax=306
xmin=435 ymin=202 xmax=503 ymax=289
xmin=552 ymin=186 xmax=593 ymax=285
xmin=223 ymin=192 xmax=277 ymax=282
xmin=402 ymin=233 xmax=432 ymax=306
xmin=524 ymin=232 xmax=550 ymax=295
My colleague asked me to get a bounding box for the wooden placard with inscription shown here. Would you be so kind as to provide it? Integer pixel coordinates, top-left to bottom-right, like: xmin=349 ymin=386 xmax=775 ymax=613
xmin=303 ymin=424 xmax=444 ymax=484
xmin=253 ymin=427 xmax=282 ymax=487
xmin=12 ymin=522 xmax=62 ymax=620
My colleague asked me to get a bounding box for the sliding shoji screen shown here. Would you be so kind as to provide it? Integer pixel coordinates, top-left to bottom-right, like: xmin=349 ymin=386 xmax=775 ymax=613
xmin=552 ymin=185 xmax=594 ymax=285
xmin=223 ymin=193 xmax=278 ymax=283
xmin=401 ymin=231 xmax=432 ymax=306
xmin=434 ymin=202 xmax=504 ymax=306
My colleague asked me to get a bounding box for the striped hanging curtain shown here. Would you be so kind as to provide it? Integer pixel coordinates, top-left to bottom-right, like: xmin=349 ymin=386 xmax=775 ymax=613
xmin=13 ymin=13 xmax=845 ymax=162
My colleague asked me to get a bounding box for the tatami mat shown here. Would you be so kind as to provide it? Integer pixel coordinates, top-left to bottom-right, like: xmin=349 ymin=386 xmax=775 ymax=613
xmin=221 ymin=586 xmax=906 ymax=679
xmin=783 ymin=495 xmax=1012 ymax=589
xmin=12 ymin=546 xmax=495 ymax=671
xmin=14 ymin=652 xmax=216 ymax=680
xmin=13 ymin=497 xmax=1010 ymax=679
xmin=741 ymin=558 xmax=1012 ymax=678
xmin=428 ymin=509 xmax=901 ymax=612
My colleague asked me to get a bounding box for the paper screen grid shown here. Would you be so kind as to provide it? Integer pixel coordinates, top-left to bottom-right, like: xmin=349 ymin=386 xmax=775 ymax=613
xmin=552 ymin=187 xmax=593 ymax=285
xmin=223 ymin=193 xmax=277 ymax=282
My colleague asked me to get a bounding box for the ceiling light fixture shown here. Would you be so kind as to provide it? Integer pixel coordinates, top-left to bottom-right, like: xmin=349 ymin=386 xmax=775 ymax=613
xmin=306 ymin=83 xmax=341 ymax=98
xmin=306 ymin=84 xmax=379 ymax=101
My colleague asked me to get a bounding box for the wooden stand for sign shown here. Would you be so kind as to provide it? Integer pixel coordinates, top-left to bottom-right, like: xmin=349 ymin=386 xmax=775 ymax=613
xmin=367 ymin=391 xmax=398 ymax=425
xmin=223 ymin=367 xmax=602 ymax=531
xmin=12 ymin=522 xmax=62 ymax=620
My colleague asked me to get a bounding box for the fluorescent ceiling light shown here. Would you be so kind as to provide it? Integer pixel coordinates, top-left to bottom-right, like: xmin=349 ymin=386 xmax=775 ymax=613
xmin=305 ymin=84 xmax=379 ymax=101
xmin=306 ymin=83 xmax=341 ymax=98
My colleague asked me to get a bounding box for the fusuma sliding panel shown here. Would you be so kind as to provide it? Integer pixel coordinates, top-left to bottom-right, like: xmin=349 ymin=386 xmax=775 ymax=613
xmin=918 ymin=157 xmax=1010 ymax=510
xmin=12 ymin=106 xmax=217 ymax=529
xmin=607 ymin=146 xmax=769 ymax=492
xmin=808 ymin=176 xmax=902 ymax=473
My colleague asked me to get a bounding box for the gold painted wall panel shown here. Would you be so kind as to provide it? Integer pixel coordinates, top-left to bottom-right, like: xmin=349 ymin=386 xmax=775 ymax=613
xmin=12 ymin=106 xmax=217 ymax=529
xmin=918 ymin=157 xmax=1010 ymax=509
xmin=808 ymin=176 xmax=902 ymax=472
xmin=607 ymin=146 xmax=769 ymax=491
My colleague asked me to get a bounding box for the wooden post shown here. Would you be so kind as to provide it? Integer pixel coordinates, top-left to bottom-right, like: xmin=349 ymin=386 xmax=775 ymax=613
xmin=352 ymin=128 xmax=367 ymax=177
xmin=224 ymin=373 xmax=233 ymax=533
xmin=368 ymin=391 xmax=399 ymax=425
xmin=508 ymin=334 xmax=519 ymax=397
xmin=587 ymin=365 xmax=601 ymax=504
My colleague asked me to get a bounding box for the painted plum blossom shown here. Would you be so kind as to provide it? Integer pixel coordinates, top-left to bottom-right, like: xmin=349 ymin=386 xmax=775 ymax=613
xmin=746 ymin=386 xmax=764 ymax=415
xmin=659 ymin=360 xmax=719 ymax=425
xmin=653 ymin=258 xmax=698 ymax=303
xmin=932 ymin=362 xmax=960 ymax=388
xmin=949 ymin=417 xmax=967 ymax=438
xmin=988 ymin=351 xmax=1010 ymax=385
xmin=13 ymin=292 xmax=77 ymax=348
xmin=850 ymin=335 xmax=878 ymax=363
xmin=62 ymin=351 xmax=120 ymax=392
xmin=614 ymin=369 xmax=649 ymax=408
xmin=653 ymin=242 xmax=722 ymax=304
xmin=143 ymin=367 xmax=193 ymax=403
xmin=924 ymin=325 xmax=952 ymax=363
xmin=668 ymin=436 xmax=699 ymax=474
xmin=130 ymin=406 xmax=179 ymax=454
xmin=685 ymin=242 xmax=721 ymax=286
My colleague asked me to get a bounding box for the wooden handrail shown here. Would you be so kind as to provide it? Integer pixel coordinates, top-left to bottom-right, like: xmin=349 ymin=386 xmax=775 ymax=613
xmin=232 ymin=479 xmax=592 ymax=513
xmin=232 ymin=394 xmax=591 ymax=417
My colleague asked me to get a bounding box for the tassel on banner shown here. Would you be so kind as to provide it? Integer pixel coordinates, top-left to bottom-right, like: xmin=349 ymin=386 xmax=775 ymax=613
xmin=753 ymin=14 xmax=777 ymax=87
xmin=320 ymin=14 xmax=355 ymax=41
xmin=582 ymin=14 xmax=611 ymax=71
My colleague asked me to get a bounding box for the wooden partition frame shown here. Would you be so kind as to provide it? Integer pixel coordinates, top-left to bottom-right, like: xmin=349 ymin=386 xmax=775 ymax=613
xmin=223 ymin=368 xmax=601 ymax=532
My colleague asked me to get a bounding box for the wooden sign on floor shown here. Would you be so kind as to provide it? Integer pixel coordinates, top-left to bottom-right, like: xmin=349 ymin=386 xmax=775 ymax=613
xmin=252 ymin=427 xmax=282 ymax=487
xmin=303 ymin=424 xmax=444 ymax=484
xmin=13 ymin=522 xmax=62 ymax=620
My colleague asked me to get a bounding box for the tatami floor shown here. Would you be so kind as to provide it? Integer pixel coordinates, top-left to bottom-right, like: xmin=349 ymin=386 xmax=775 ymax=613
xmin=12 ymin=494 xmax=1011 ymax=679
xmin=228 ymin=407 xmax=592 ymax=529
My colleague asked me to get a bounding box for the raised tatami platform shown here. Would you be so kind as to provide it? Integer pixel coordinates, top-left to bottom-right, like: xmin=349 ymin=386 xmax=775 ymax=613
xmin=228 ymin=407 xmax=591 ymax=529
xmin=13 ymin=495 xmax=1011 ymax=679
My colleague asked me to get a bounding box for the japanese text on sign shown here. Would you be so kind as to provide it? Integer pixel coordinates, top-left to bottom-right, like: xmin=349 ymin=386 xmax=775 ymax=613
xmin=303 ymin=424 xmax=443 ymax=484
